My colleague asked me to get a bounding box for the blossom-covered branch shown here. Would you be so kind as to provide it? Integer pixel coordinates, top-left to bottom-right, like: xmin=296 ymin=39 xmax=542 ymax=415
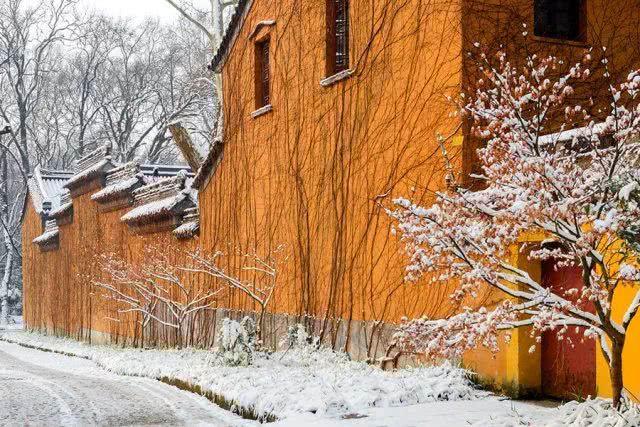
xmin=391 ymin=49 xmax=640 ymax=407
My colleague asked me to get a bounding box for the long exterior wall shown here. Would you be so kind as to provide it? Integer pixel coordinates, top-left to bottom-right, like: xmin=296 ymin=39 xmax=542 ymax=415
xmin=198 ymin=0 xmax=640 ymax=396
xmin=22 ymin=0 xmax=640 ymax=401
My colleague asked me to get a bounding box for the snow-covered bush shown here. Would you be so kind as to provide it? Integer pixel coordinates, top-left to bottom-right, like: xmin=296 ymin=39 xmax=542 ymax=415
xmin=240 ymin=316 xmax=258 ymax=349
xmin=548 ymin=398 xmax=640 ymax=427
xmin=216 ymin=317 xmax=256 ymax=366
xmin=286 ymin=323 xmax=310 ymax=348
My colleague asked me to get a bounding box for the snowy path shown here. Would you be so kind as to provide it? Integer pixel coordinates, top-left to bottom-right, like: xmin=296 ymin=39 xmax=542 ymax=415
xmin=0 ymin=340 xmax=246 ymax=426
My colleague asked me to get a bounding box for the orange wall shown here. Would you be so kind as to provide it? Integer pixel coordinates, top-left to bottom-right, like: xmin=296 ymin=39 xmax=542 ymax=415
xmin=200 ymin=0 xmax=466 ymax=331
xmin=197 ymin=0 xmax=640 ymax=387
xmin=203 ymin=0 xmax=640 ymax=324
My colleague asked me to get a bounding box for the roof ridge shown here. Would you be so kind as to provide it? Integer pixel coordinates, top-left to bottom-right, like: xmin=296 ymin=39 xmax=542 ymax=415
xmin=39 ymin=168 xmax=74 ymax=175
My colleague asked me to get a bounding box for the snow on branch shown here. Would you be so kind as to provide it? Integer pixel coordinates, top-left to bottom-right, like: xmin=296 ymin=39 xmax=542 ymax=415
xmin=181 ymin=245 xmax=286 ymax=339
xmin=91 ymin=248 xmax=222 ymax=347
xmin=90 ymin=244 xmax=286 ymax=347
xmin=390 ymin=49 xmax=640 ymax=407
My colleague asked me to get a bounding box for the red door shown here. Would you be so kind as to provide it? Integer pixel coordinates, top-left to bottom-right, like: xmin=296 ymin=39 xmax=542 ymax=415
xmin=541 ymin=261 xmax=596 ymax=400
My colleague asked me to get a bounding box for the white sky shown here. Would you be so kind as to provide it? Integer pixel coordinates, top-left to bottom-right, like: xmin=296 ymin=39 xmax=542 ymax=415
xmin=79 ymin=0 xmax=210 ymax=22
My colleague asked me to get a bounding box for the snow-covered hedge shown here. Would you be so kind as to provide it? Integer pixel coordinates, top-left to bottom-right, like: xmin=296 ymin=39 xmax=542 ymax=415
xmin=0 ymin=331 xmax=481 ymax=421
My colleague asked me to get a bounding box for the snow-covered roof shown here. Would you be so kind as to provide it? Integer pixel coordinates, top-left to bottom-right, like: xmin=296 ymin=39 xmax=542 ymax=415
xmin=173 ymin=221 xmax=199 ymax=239
xmin=64 ymin=158 xmax=114 ymax=191
xmin=33 ymin=219 xmax=59 ymax=249
xmin=26 ymin=149 xmax=198 ymax=241
xmin=91 ymin=176 xmax=142 ymax=202
xmin=49 ymin=191 xmax=73 ymax=220
xmin=27 ymin=166 xmax=74 ymax=214
xmin=91 ymin=162 xmax=145 ymax=204
xmin=64 ymin=144 xmax=116 ymax=192
xmin=121 ymin=171 xmax=197 ymax=227
xmin=193 ymin=139 xmax=224 ymax=190
xmin=49 ymin=202 xmax=72 ymax=219
xmin=121 ymin=193 xmax=190 ymax=224
xmin=173 ymin=207 xmax=200 ymax=239
xmin=92 ymin=162 xmax=194 ymax=204
xmin=210 ymin=0 xmax=253 ymax=72
xmin=140 ymin=164 xmax=194 ymax=181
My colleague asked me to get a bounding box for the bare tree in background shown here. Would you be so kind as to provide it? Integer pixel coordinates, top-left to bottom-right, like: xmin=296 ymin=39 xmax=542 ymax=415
xmin=161 ymin=0 xmax=239 ymax=139
xmin=95 ymin=19 xmax=214 ymax=163
xmin=0 ymin=128 xmax=22 ymax=325
xmin=0 ymin=0 xmax=77 ymax=324
xmin=0 ymin=0 xmax=77 ymax=173
xmin=59 ymin=14 xmax=118 ymax=159
xmin=162 ymin=0 xmax=237 ymax=46
xmin=0 ymin=1 xmax=219 ymax=321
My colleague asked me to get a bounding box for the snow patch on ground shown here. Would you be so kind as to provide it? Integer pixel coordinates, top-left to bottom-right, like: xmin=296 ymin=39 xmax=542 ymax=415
xmin=0 ymin=316 xmax=23 ymax=331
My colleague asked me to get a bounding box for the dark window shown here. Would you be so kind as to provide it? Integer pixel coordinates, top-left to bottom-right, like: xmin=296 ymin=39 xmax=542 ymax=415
xmin=534 ymin=0 xmax=584 ymax=41
xmin=326 ymin=0 xmax=350 ymax=76
xmin=255 ymin=39 xmax=270 ymax=109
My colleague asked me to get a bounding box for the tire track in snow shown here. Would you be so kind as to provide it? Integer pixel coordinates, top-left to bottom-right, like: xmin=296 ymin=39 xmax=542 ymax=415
xmin=0 ymin=341 xmax=244 ymax=426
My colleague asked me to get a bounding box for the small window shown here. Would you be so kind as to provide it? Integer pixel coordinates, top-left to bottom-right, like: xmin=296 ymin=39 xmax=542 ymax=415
xmin=326 ymin=0 xmax=350 ymax=76
xmin=255 ymin=39 xmax=270 ymax=109
xmin=534 ymin=0 xmax=584 ymax=41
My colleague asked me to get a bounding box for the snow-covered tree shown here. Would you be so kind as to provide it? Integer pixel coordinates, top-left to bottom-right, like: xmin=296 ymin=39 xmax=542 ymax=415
xmin=161 ymin=0 xmax=237 ymax=47
xmin=183 ymin=247 xmax=282 ymax=341
xmin=391 ymin=51 xmax=640 ymax=408
xmin=160 ymin=0 xmax=238 ymax=139
xmin=93 ymin=250 xmax=221 ymax=347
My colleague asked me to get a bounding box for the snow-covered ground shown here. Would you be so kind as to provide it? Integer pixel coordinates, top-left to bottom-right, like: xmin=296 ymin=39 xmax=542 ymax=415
xmin=0 ymin=339 xmax=248 ymax=426
xmin=0 ymin=315 xmax=23 ymax=331
xmin=0 ymin=330 xmax=481 ymax=422
xmin=0 ymin=329 xmax=638 ymax=426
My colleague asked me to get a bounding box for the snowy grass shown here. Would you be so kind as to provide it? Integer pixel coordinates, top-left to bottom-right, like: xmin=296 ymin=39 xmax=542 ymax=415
xmin=0 ymin=330 xmax=481 ymax=422
xmin=546 ymin=398 xmax=640 ymax=427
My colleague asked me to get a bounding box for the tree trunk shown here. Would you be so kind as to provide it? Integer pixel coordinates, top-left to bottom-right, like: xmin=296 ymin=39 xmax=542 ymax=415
xmin=0 ymin=150 xmax=12 ymax=325
xmin=211 ymin=0 xmax=223 ymax=46
xmin=0 ymin=241 xmax=12 ymax=325
xmin=609 ymin=340 xmax=625 ymax=409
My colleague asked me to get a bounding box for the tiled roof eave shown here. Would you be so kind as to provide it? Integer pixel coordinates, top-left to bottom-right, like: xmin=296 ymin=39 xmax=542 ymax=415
xmin=91 ymin=177 xmax=143 ymax=204
xmin=121 ymin=194 xmax=195 ymax=226
xmin=64 ymin=158 xmax=115 ymax=191
xmin=210 ymin=0 xmax=253 ymax=72
xmin=48 ymin=202 xmax=72 ymax=219
xmin=33 ymin=229 xmax=59 ymax=245
xmin=192 ymin=140 xmax=224 ymax=190
xmin=173 ymin=221 xmax=200 ymax=239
